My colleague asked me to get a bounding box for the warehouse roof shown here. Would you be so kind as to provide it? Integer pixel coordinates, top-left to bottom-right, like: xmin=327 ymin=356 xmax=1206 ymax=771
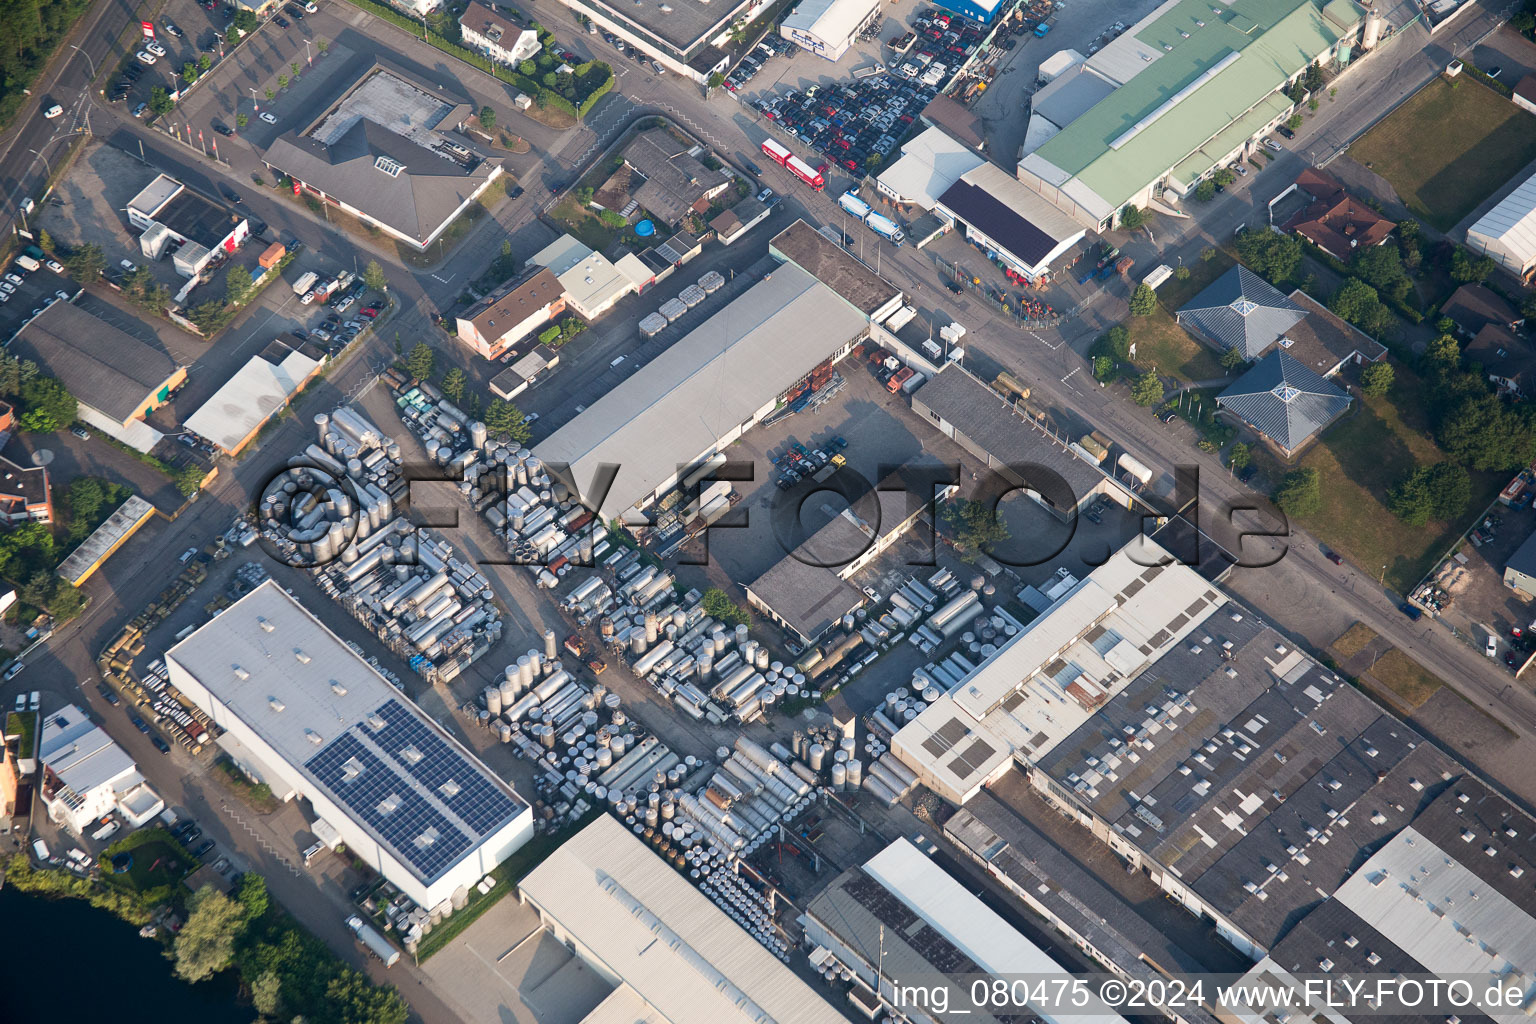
xmin=623 ymin=129 xmax=730 ymax=226
xmin=520 ymin=815 xmax=850 ymax=1024
xmin=41 ymin=703 xmax=141 ymax=797
xmin=166 ymin=582 xmax=527 ymax=887
xmin=184 ymin=335 xmax=324 ymax=453
xmin=57 ymin=494 xmax=157 ymax=587
xmin=913 ymin=363 xmax=1106 ymax=498
xmin=127 ymin=174 xmax=183 ymax=218
xmin=1177 ymin=266 xmax=1306 ymax=360
xmin=769 ymin=219 xmax=903 ymax=317
xmin=8 ymin=302 xmax=180 ymax=423
xmin=1468 ymin=168 xmax=1536 ymax=269
xmin=782 ymin=0 xmax=877 ymax=45
xmin=878 ymin=126 xmax=985 ymax=210
xmin=1217 ymin=350 xmax=1350 ymax=454
xmin=535 ymin=264 xmax=868 ymax=520
xmin=1025 ymin=0 xmax=1354 ymax=215
xmin=155 ymin=188 xmax=244 ymax=249
xmin=937 ymin=162 xmax=1084 ymax=267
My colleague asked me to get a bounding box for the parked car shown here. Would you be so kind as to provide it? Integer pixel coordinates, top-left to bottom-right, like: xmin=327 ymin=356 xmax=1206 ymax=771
xmin=151 ymin=735 xmax=171 ymax=754
xmin=220 ymin=184 xmax=242 ymax=204
xmin=1487 ymin=634 xmax=1499 ymax=657
xmin=45 ymin=259 xmax=63 ymax=273
xmin=1398 ymin=602 xmax=1422 ymax=621
xmin=163 ymin=19 xmax=183 ymax=36
xmin=54 ymin=290 xmax=69 ymax=302
xmin=1263 ymin=138 xmax=1283 ymax=152
xmin=129 ymin=714 xmax=151 ymax=733
xmin=274 ymin=14 xmax=289 ymax=27
xmin=145 ymin=39 xmax=166 ymax=57
xmin=136 ymin=51 xmax=157 ymax=65
xmin=259 ymin=112 xmax=277 ymax=124
xmin=214 ymin=123 xmax=235 ymax=137
xmin=70 ymin=426 xmax=90 ymax=440
xmin=1326 ymin=550 xmax=1343 ymax=565
xmin=508 ymin=185 xmax=524 ymax=199
xmin=132 ymin=102 xmax=149 ymax=118
xmin=120 ymin=259 xmax=138 ymax=272
xmin=97 ymin=682 xmax=120 ymax=706
xmin=192 ymin=839 xmax=216 ymax=858
xmin=1487 ymin=65 xmax=1503 ymax=79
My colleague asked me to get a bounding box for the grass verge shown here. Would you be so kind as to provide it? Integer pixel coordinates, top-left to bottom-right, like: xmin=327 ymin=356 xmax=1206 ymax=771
xmin=1330 ymin=622 xmax=1378 ymax=661
xmin=1368 ymin=649 xmax=1444 ymax=708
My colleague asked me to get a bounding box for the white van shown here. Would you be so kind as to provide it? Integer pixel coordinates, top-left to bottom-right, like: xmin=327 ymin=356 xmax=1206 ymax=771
xmin=31 ymin=838 xmax=49 ymax=861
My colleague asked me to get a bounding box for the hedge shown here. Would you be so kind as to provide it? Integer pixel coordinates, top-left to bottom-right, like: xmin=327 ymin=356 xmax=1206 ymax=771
xmin=341 ymin=0 xmax=608 ymax=116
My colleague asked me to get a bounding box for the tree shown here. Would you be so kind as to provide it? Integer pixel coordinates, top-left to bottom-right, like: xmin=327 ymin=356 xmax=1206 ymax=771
xmin=1390 ymin=463 xmax=1471 ymax=525
xmin=183 ymin=62 xmax=199 ymax=84
xmin=236 ymin=112 xmax=248 ymax=129
xmin=67 ymin=477 xmax=105 ymax=526
xmin=1424 ymin=333 xmax=1460 ymax=370
xmin=62 ymin=242 xmax=105 ymax=284
xmin=290 ymin=61 xmax=300 ymax=78
xmin=478 ymin=105 xmax=496 ymax=131
xmin=1092 ymin=354 xmax=1115 ymax=381
xmin=227 ymin=27 xmax=242 ymax=47
xmin=198 ymin=54 xmax=211 ymax=73
xmin=1438 ymin=393 xmax=1536 ymax=470
xmin=264 ymin=87 xmax=274 ymax=101
xmin=277 ymin=73 xmax=288 ymax=91
xmin=1353 ymin=244 xmax=1412 ymax=304
xmin=405 ymin=342 xmax=434 ymax=382
xmin=1360 ymin=361 xmax=1395 ymax=396
xmin=251 ymin=971 xmax=283 ymax=1018
xmin=148 ymin=87 xmax=174 ymax=116
xmin=1522 ymin=292 xmax=1536 ymax=323
xmin=1236 ymin=229 xmax=1303 ymax=283
xmin=1174 ymin=265 xmax=1191 ymax=280
xmin=701 ymin=587 xmax=750 ymax=626
xmin=1128 ymin=283 xmax=1157 ymax=317
xmin=237 ymin=872 xmax=269 ymax=923
xmin=36 ymin=228 xmax=53 ymax=253
xmin=483 ymin=398 xmax=530 ymax=444
xmin=1303 ymin=61 xmax=1324 ymax=92
xmin=1273 ymin=468 xmax=1322 ymax=518
xmin=233 ymin=8 xmax=257 ymax=31
xmin=323 ymin=969 xmax=408 ymax=1024
xmin=1131 ymin=370 xmax=1164 ymax=406
xmin=1514 ymin=11 xmax=1534 ymax=31
xmin=943 ymin=498 xmax=1009 ymax=562
xmin=173 ymin=886 xmax=247 ymax=982
xmin=707 ymin=70 xmax=725 ymax=89
xmin=18 ymin=376 xmax=76 ymax=432
xmin=1228 ymin=442 xmax=1252 ymax=471
xmin=441 ymin=367 xmax=467 ymax=405
xmin=1286 ymin=112 xmax=1303 ymax=130
xmin=1119 ymin=205 xmax=1144 ymax=230
xmin=1329 ymin=278 xmax=1393 ymax=336
xmin=1212 ymin=167 xmax=1237 ymax=187
xmin=1219 ymin=347 xmax=1248 ymax=371
xmin=225 ymin=265 xmax=254 ymax=306
xmin=20 ymin=571 xmax=54 ymax=609
xmin=1092 ymin=324 xmax=1131 ymax=361
xmin=865 ymin=153 xmax=883 ymax=169
xmin=318 ymin=38 xmax=329 ymax=55
xmin=1194 ymin=180 xmax=1217 ymax=202
xmin=1450 ymin=246 xmax=1496 ymax=285
xmin=363 ymin=260 xmax=389 ymax=294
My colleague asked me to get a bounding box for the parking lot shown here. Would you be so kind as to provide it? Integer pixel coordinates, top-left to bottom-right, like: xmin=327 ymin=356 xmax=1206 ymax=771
xmin=106 ymin=0 xmax=247 ymax=119
xmin=1416 ymin=505 xmax=1536 ymax=671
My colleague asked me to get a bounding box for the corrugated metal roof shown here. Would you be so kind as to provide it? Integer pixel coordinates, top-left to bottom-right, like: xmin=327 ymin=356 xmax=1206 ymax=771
xmin=1177 ymin=265 xmax=1305 ymax=359
xmin=1217 ymin=349 xmax=1349 ymax=453
xmin=1468 ymin=171 xmax=1536 ymax=272
xmin=535 ymin=265 xmax=867 ymax=520
xmin=520 ymin=815 xmax=851 ymax=1024
xmin=40 ymin=703 xmax=141 ymax=797
xmin=1032 ymin=0 xmax=1353 ymax=211
xmin=10 ymin=302 xmax=180 ymax=424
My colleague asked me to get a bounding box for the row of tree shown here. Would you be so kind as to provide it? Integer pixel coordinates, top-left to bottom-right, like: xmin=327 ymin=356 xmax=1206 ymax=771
xmin=404 ymin=342 xmax=531 ymax=445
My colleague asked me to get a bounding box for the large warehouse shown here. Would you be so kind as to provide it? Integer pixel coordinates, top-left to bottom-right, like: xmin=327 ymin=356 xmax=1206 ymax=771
xmin=536 ymin=261 xmax=869 ymax=522
xmin=8 ymin=301 xmax=185 ymax=453
xmin=551 ymin=0 xmax=754 ymax=82
xmin=166 ymin=581 xmax=533 ymax=910
xmin=780 ymin=0 xmax=881 ymax=61
xmin=1017 ymin=0 xmax=1364 ymax=230
xmin=519 ymin=815 xmax=850 ymax=1024
xmin=1466 ymin=168 xmax=1536 ymax=282
xmin=262 ymin=63 xmax=503 ymax=251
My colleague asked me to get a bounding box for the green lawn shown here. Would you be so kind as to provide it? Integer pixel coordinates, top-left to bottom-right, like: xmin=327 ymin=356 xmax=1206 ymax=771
xmin=1289 ymin=362 xmax=1501 ymax=592
xmin=1351 ymin=76 xmax=1536 ymax=230
xmin=1128 ymin=307 xmax=1229 ymax=382
xmin=1155 ymin=248 xmax=1236 ymax=312
xmin=102 ymin=834 xmax=195 ymax=894
xmin=549 ymin=196 xmax=620 ymax=253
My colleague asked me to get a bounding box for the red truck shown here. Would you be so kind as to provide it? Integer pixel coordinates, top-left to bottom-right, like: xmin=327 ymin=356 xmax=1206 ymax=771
xmin=761 ymin=139 xmax=824 ymax=191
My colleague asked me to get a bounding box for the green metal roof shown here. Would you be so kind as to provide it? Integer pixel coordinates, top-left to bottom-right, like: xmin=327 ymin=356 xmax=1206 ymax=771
xmin=1033 ymin=0 xmax=1359 ymax=210
xmin=1168 ymin=92 xmax=1295 ymax=189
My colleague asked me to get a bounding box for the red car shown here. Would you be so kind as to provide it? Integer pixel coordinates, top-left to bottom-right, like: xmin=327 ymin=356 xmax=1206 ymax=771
xmin=360 ymin=306 xmax=380 ymax=319
xmin=1326 ymin=551 xmax=1343 ymax=565
xmin=843 ymin=157 xmax=858 ymax=171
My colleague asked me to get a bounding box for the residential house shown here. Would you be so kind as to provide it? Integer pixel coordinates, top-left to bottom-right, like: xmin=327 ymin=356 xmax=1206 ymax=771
xmin=1441 ymin=283 xmax=1521 ymax=338
xmin=1465 ymin=323 xmax=1536 ymax=398
xmin=455 ymin=267 xmax=566 ymax=359
xmin=0 ymin=453 xmax=51 ymax=525
xmin=459 ymin=1 xmax=541 ymax=66
xmin=621 ymin=129 xmax=731 ymax=227
xmin=1280 ymin=167 xmax=1394 ymax=261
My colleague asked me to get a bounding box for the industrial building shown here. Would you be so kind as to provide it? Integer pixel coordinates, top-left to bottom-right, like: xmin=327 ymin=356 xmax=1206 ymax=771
xmin=126 ymin=173 xmax=251 ymax=279
xmin=1026 ymin=599 xmax=1458 ymax=960
xmin=8 ymin=301 xmax=186 ymax=453
xmin=488 ymin=344 xmax=559 ymax=400
xmin=620 ymin=129 xmax=732 ymax=227
xmin=458 ymin=1 xmax=541 ymax=66
xmin=0 ymin=452 xmax=51 ymax=525
xmin=183 ymin=333 xmax=327 ymax=455
xmin=802 ymin=837 xmax=1131 ymax=1024
xmin=1017 ymin=0 xmax=1368 ymax=230
xmin=1229 ymin=778 xmax=1536 ymax=1024
xmin=933 ymin=162 xmax=1086 ymax=282
xmin=930 ymin=0 xmax=1005 ymax=26
xmin=912 ymin=363 xmax=1136 ymax=519
xmin=891 ymin=537 xmax=1225 ymax=804
xmin=1467 ymin=168 xmax=1536 ymax=282
xmin=529 ymin=234 xmax=652 ymax=320
xmin=1504 ymin=529 xmax=1536 ymax=600
xmin=455 ymin=267 xmax=566 ymax=360
xmin=519 ymin=814 xmax=851 ymax=1024
xmin=56 ymin=494 xmax=157 ymax=587
xmin=768 ymin=219 xmax=905 ymax=323
xmin=165 ymin=581 xmax=533 ymax=910
xmin=875 ymin=126 xmax=984 ymax=211
xmin=536 ymin=261 xmax=869 ymax=522
xmin=39 ymin=704 xmax=164 ymax=833
xmin=1216 ymin=350 xmax=1351 ymax=458
xmin=549 ymin=0 xmax=751 ymax=82
xmin=261 ymin=63 xmax=504 ymax=251
xmin=708 ymin=195 xmax=773 ymax=245
xmin=744 ymin=472 xmax=955 ymax=646
xmin=780 ymin=0 xmax=881 ymax=61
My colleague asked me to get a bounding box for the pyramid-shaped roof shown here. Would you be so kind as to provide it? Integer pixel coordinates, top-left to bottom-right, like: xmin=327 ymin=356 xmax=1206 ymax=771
xmin=1178 ymin=265 xmax=1306 ymax=359
xmin=1217 ymin=349 xmax=1350 ymax=454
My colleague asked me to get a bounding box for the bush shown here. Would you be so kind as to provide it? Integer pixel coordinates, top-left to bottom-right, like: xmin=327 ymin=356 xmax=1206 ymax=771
xmin=406 ymin=342 xmax=435 ymax=382
xmin=538 ymin=324 xmax=561 ymax=346
xmin=701 ymin=587 xmax=750 ymax=627
xmin=1128 ymin=283 xmax=1156 ymax=317
xmin=1194 ymin=180 xmax=1216 ymax=202
xmin=1273 ymin=468 xmax=1322 ymax=518
xmin=1360 ymin=361 xmax=1395 ymax=396
xmin=1236 ymin=229 xmax=1303 ymax=283
xmin=1092 ymin=324 xmax=1131 ymax=361
xmin=1119 ymin=205 xmax=1144 ymax=230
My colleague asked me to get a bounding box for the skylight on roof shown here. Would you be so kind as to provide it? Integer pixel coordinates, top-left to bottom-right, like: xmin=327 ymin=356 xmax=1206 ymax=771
xmin=1231 ymin=298 xmax=1259 ymax=316
xmin=374 ymin=155 xmax=404 ymax=177
xmin=1272 ymin=384 xmax=1301 ymax=403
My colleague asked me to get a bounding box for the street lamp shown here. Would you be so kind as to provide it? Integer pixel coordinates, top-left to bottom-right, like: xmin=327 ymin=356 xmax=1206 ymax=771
xmin=70 ymin=44 xmax=99 ymax=93
xmin=29 ymin=148 xmax=54 ymax=188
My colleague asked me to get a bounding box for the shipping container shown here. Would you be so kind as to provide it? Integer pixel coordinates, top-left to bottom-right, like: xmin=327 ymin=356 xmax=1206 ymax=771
xmin=258 ymin=242 xmax=286 ymax=268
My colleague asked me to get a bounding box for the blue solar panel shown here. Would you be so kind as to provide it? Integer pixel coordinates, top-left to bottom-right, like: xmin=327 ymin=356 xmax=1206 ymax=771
xmin=307 ymin=733 xmax=475 ymax=880
xmin=372 ymin=698 xmax=522 ymax=834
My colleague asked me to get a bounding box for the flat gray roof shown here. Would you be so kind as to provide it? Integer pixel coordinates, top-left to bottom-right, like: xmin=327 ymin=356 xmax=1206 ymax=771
xmin=571 ymin=0 xmax=756 ymax=55
xmin=769 ymin=220 xmax=902 ymax=317
xmin=535 ymin=263 xmax=868 ymax=520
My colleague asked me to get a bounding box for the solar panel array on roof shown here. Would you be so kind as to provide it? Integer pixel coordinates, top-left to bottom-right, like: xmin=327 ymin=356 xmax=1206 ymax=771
xmin=306 ymin=699 xmax=521 ymax=880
